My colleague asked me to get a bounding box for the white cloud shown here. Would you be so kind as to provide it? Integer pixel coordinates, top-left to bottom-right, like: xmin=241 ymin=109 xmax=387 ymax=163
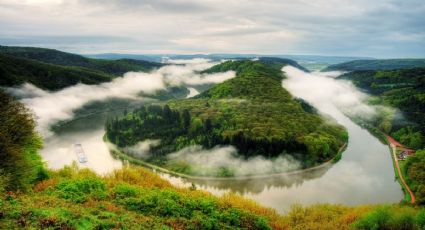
xmin=1 ymin=0 xmax=424 ymax=56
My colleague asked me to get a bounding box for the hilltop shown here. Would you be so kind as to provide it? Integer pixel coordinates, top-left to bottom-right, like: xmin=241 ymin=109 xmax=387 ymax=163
xmin=106 ymin=59 xmax=347 ymax=177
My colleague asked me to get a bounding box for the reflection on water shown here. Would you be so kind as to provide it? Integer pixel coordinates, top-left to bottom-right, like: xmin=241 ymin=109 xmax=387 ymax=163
xmin=41 ymin=70 xmax=403 ymax=213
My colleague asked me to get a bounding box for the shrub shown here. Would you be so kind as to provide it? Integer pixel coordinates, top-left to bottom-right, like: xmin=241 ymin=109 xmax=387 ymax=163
xmin=415 ymin=210 xmax=425 ymax=230
xmin=353 ymin=206 xmax=419 ymax=230
xmin=55 ymin=178 xmax=107 ymax=203
xmin=112 ymin=183 xmax=139 ymax=199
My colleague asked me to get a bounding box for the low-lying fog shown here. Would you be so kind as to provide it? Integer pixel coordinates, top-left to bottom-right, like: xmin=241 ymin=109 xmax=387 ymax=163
xmin=7 ymin=58 xmax=234 ymax=137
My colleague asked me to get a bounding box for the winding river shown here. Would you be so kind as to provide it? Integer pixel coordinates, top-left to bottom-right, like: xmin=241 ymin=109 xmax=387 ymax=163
xmin=39 ymin=67 xmax=403 ymax=213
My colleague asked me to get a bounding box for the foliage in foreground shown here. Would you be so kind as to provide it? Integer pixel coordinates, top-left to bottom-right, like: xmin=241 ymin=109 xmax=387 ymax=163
xmin=0 ymin=165 xmax=276 ymax=229
xmin=0 ymin=90 xmax=47 ymax=192
xmin=2 ymin=164 xmax=425 ymax=229
xmin=405 ymin=149 xmax=425 ymax=205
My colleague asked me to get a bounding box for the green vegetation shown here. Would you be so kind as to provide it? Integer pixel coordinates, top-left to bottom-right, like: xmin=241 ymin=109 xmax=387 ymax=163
xmin=106 ymin=60 xmax=347 ymax=176
xmin=324 ymin=59 xmax=425 ymax=71
xmin=257 ymin=57 xmax=309 ymax=72
xmin=0 ymin=46 xmax=163 ymax=90
xmin=3 ymin=163 xmax=425 ymax=229
xmin=405 ymin=150 xmax=425 ymax=205
xmin=352 ymin=205 xmax=425 ymax=230
xmin=0 ymin=90 xmax=47 ymax=192
xmin=0 ymin=46 xmax=162 ymax=76
xmin=339 ymin=67 xmax=425 ymax=149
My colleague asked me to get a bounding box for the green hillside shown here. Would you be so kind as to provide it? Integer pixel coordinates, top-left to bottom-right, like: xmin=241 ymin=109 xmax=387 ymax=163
xmin=324 ymin=59 xmax=425 ymax=71
xmin=0 ymin=54 xmax=114 ymax=90
xmin=106 ymin=60 xmax=347 ymax=177
xmin=0 ymin=46 xmax=163 ymax=90
xmin=339 ymin=67 xmax=425 ymax=149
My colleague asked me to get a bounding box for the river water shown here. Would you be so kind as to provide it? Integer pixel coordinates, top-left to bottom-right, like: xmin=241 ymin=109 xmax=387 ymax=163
xmin=39 ymin=67 xmax=403 ymax=213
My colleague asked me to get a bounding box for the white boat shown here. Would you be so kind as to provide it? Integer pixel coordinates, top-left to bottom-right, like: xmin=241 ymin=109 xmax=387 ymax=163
xmin=74 ymin=143 xmax=88 ymax=163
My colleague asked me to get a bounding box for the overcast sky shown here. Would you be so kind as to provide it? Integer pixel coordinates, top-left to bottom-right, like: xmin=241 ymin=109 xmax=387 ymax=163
xmin=0 ymin=0 xmax=424 ymax=57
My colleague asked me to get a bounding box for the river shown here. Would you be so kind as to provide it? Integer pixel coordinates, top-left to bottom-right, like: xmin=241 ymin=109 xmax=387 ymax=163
xmin=38 ymin=67 xmax=403 ymax=213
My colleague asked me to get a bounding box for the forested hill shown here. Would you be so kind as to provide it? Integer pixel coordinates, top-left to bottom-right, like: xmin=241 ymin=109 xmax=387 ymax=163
xmin=0 ymin=46 xmax=163 ymax=90
xmin=338 ymin=67 xmax=425 ymax=150
xmin=0 ymin=54 xmax=114 ymax=90
xmin=106 ymin=60 xmax=348 ymax=176
xmin=324 ymin=59 xmax=425 ymax=71
xmin=0 ymin=46 xmax=162 ymax=75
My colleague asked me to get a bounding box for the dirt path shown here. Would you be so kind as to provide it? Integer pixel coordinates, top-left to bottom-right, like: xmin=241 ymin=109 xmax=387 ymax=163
xmin=389 ymin=142 xmax=416 ymax=204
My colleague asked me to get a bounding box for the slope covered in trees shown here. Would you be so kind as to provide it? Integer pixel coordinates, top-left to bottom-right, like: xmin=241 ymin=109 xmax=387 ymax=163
xmin=0 ymin=54 xmax=114 ymax=90
xmin=0 ymin=46 xmax=162 ymax=76
xmin=324 ymin=59 xmax=425 ymax=71
xmin=0 ymin=46 xmax=163 ymax=90
xmin=106 ymin=60 xmax=347 ymax=176
xmin=338 ymin=67 xmax=425 ymax=149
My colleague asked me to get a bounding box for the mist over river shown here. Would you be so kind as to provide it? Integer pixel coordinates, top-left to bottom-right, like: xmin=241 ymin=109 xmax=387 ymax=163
xmin=14 ymin=63 xmax=403 ymax=213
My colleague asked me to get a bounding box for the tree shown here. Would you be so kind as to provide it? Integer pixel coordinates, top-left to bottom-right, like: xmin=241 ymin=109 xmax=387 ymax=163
xmin=204 ymin=118 xmax=212 ymax=132
xmin=0 ymin=90 xmax=46 ymax=191
xmin=162 ymin=105 xmax=172 ymax=121
xmin=182 ymin=109 xmax=191 ymax=130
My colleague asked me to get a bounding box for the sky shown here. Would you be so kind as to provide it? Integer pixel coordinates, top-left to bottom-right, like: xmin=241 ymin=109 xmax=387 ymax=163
xmin=0 ymin=0 xmax=424 ymax=58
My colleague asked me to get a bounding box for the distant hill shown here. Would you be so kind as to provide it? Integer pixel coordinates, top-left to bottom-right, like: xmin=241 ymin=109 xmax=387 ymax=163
xmin=324 ymin=59 xmax=425 ymax=71
xmin=0 ymin=54 xmax=114 ymax=90
xmin=87 ymin=53 xmax=371 ymax=69
xmin=0 ymin=46 xmax=163 ymax=90
xmin=0 ymin=46 xmax=163 ymax=76
xmin=257 ymin=57 xmax=309 ymax=72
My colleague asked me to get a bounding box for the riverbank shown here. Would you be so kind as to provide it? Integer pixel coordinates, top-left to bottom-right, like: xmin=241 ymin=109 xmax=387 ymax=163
xmin=343 ymin=116 xmax=415 ymax=204
xmin=104 ymin=135 xmax=347 ymax=181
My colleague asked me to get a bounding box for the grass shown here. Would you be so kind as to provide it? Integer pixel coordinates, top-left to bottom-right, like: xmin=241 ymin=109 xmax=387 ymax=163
xmin=3 ymin=163 xmax=425 ymax=229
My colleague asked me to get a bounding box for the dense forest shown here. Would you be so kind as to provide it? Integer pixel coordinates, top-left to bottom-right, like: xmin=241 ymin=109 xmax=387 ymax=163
xmin=339 ymin=67 xmax=425 ymax=149
xmin=0 ymin=46 xmax=163 ymax=90
xmin=106 ymin=60 xmax=348 ymax=176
